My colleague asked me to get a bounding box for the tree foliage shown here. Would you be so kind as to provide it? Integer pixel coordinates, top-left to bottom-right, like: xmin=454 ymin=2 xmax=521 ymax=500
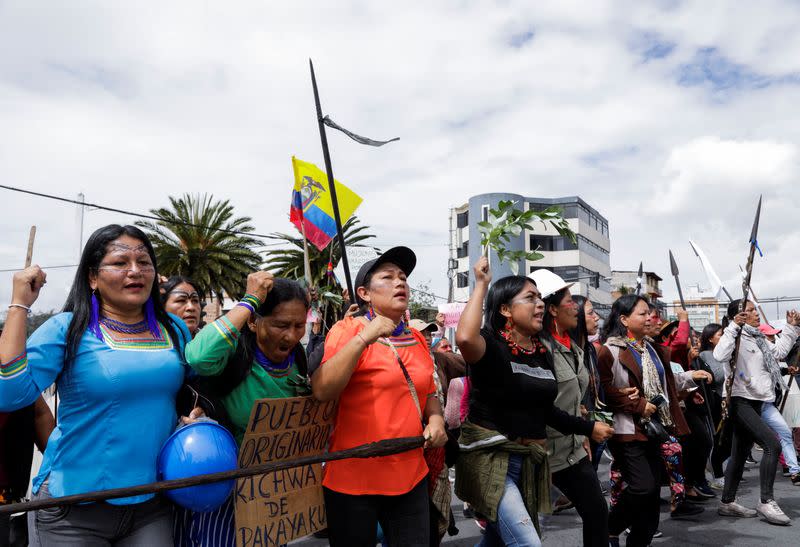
xmin=409 ymin=280 xmax=436 ymax=320
xmin=478 ymin=200 xmax=576 ymax=275
xmin=264 ymin=216 xmax=376 ymax=332
xmin=263 ymin=216 xmax=376 ymax=288
xmin=135 ymin=193 xmax=262 ymax=301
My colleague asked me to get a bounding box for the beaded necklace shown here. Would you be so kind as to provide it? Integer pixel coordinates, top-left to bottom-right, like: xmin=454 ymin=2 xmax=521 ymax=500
xmin=253 ymin=344 xmax=294 ymax=375
xmin=625 ymin=335 xmax=646 ymax=353
xmin=100 ymin=317 xmax=149 ymax=335
xmin=499 ymin=326 xmax=546 ymax=356
xmin=365 ymin=309 xmax=409 ymax=337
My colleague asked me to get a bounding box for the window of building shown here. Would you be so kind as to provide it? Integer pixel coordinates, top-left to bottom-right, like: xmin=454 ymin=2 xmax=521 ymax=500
xmin=456 ymin=211 xmax=469 ymax=228
xmin=456 ymin=240 xmax=469 ymax=258
xmin=456 ymin=272 xmax=469 ymax=288
xmin=577 ymin=234 xmax=610 ymax=262
xmin=529 ymin=234 xmax=578 ymax=252
xmin=481 ymin=204 xmax=489 ymax=222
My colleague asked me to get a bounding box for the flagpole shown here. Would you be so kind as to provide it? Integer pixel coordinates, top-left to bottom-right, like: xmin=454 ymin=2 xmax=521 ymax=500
xmin=299 ymin=217 xmax=313 ymax=289
xmin=309 ymin=60 xmax=355 ymax=299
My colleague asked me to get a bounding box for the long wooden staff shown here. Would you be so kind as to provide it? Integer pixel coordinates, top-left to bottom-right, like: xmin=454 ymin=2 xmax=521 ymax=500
xmin=635 ymin=261 xmax=643 ymax=296
xmin=0 ymin=436 xmax=424 ymax=514
xmin=24 ymin=226 xmax=36 ymax=268
xmin=718 ymin=196 xmax=762 ymax=433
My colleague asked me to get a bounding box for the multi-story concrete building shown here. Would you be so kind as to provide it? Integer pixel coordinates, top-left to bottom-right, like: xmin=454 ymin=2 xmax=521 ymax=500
xmin=449 ymin=193 xmax=612 ymax=307
xmin=610 ymin=270 xmax=664 ymax=302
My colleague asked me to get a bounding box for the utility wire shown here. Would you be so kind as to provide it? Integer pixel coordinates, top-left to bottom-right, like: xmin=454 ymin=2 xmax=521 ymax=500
xmin=0 ymin=264 xmax=79 ymax=273
xmin=0 ymin=183 xmax=285 ymax=242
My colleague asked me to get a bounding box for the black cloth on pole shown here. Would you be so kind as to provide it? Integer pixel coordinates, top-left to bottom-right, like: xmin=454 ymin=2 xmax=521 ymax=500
xmin=323 ymin=116 xmax=399 ymax=147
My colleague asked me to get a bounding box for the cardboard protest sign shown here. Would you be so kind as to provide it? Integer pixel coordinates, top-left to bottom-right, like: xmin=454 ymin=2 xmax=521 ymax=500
xmin=438 ymin=302 xmax=467 ymax=329
xmin=333 ymin=247 xmax=378 ymax=286
xmin=235 ymin=396 xmax=336 ymax=547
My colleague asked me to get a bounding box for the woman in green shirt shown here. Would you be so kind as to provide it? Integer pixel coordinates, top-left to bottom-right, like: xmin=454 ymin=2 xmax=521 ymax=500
xmin=181 ymin=271 xmax=309 ymax=546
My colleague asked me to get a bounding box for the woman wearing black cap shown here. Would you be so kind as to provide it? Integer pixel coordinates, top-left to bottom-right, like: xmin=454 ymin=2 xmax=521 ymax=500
xmin=312 ymin=246 xmax=447 ymax=547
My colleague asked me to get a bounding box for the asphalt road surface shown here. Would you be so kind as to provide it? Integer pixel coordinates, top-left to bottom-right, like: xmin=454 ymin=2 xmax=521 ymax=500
xmin=294 ymin=448 xmax=800 ymax=546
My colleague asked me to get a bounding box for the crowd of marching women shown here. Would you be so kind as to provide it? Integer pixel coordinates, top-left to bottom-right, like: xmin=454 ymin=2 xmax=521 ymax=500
xmin=2 ymin=223 xmax=800 ymax=547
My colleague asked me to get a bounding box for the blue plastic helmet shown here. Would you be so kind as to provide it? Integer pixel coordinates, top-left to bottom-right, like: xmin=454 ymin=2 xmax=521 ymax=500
xmin=157 ymin=420 xmax=238 ymax=512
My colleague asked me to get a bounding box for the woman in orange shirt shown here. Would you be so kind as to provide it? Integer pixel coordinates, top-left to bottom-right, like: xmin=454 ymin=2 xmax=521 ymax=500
xmin=312 ymin=246 xmax=447 ymax=547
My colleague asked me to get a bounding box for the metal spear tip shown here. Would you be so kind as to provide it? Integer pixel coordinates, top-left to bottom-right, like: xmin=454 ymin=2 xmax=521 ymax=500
xmin=637 ymin=261 xmax=643 ymax=278
xmin=749 ymin=195 xmax=762 ymax=243
xmin=669 ymin=250 xmax=679 ymax=276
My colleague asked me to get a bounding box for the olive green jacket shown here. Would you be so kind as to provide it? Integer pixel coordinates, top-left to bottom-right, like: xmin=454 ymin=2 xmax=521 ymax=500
xmin=454 ymin=421 xmax=550 ymax=535
xmin=543 ymin=335 xmax=590 ymax=473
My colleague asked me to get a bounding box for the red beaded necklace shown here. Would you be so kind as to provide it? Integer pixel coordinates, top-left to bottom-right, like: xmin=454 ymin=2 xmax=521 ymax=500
xmin=500 ymin=322 xmax=547 ymax=356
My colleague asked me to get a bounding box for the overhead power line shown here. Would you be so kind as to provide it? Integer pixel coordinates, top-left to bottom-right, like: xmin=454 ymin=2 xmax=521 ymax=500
xmin=0 ymin=183 xmax=284 ymax=242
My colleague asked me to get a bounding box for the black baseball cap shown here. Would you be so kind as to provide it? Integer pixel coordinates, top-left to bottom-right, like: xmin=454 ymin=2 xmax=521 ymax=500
xmin=353 ymin=246 xmax=416 ymax=305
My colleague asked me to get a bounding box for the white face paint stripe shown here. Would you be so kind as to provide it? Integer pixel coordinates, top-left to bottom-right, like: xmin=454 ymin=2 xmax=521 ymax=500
xmin=511 ymin=362 xmax=555 ymax=380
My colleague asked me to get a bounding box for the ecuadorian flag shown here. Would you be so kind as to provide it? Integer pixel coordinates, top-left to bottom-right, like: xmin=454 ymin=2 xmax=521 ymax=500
xmin=290 ymin=156 xmax=363 ymax=251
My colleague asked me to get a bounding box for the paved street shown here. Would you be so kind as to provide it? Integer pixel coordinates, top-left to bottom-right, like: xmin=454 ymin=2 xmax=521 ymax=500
xmin=294 ymin=449 xmax=800 ymax=546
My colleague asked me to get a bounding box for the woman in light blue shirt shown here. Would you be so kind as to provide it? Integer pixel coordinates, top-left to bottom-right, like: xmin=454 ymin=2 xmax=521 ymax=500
xmin=0 ymin=224 xmax=193 ymax=546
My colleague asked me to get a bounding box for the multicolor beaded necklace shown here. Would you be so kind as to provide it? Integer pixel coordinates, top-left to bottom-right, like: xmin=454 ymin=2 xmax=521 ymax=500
xmin=365 ymin=308 xmax=409 ymax=337
xmin=253 ymin=344 xmax=294 ymax=377
xmin=100 ymin=317 xmax=149 ymax=335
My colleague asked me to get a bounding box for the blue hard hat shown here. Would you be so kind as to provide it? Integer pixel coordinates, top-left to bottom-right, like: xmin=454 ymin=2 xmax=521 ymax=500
xmin=157 ymin=421 xmax=238 ymax=512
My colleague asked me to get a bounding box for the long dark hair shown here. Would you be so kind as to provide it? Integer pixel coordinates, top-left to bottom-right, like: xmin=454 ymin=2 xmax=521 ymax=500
xmin=569 ymin=295 xmax=590 ymax=349
xmin=721 ymin=298 xmax=744 ymax=328
xmin=63 ymin=225 xmax=183 ymax=365
xmin=209 ymin=277 xmax=309 ymax=397
xmin=160 ymin=275 xmax=198 ymax=304
xmin=483 ymin=276 xmax=535 ymax=333
xmin=700 ymin=323 xmax=723 ymax=352
xmin=543 ymin=287 xmax=570 ymax=334
xmin=601 ymin=294 xmax=649 ymax=342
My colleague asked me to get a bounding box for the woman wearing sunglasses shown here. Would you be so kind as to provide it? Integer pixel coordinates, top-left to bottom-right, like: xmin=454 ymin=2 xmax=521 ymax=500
xmin=183 ymin=272 xmax=310 ymax=546
xmin=0 ymin=225 xmax=194 ymax=545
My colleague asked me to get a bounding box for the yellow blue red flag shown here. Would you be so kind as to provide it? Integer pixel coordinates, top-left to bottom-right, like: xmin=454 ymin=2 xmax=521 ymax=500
xmin=290 ymin=156 xmax=363 ymax=251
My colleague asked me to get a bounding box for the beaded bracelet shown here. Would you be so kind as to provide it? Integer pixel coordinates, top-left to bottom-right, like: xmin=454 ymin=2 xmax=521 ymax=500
xmin=237 ymin=301 xmax=256 ymax=315
xmin=240 ymin=293 xmax=262 ymax=310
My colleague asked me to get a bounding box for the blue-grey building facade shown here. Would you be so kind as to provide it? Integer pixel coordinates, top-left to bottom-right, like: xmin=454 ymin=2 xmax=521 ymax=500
xmin=449 ymin=193 xmax=612 ymax=307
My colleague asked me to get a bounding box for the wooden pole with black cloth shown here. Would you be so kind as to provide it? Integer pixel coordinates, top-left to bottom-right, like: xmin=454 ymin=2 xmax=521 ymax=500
xmin=309 ymin=60 xmax=354 ymax=298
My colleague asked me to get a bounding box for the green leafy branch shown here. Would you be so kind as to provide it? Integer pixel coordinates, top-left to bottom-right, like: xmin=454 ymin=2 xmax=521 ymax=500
xmin=477 ymin=200 xmax=576 ymax=275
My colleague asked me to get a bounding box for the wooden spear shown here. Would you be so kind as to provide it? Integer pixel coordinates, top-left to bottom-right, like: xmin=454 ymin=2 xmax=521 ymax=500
xmin=718 ymin=196 xmax=762 ymax=432
xmin=0 ymin=436 xmax=424 ymax=514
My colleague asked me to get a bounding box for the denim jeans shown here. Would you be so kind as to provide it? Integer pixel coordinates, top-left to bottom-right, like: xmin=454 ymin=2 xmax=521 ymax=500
xmin=480 ymin=454 xmax=542 ymax=547
xmin=28 ymin=482 xmax=172 ymax=547
xmin=762 ymin=402 xmax=800 ymax=474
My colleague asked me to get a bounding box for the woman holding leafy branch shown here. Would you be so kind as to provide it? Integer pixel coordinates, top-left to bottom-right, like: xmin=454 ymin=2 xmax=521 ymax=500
xmin=532 ymin=269 xmax=609 ymax=547
xmin=454 ymin=256 xmax=613 ymax=546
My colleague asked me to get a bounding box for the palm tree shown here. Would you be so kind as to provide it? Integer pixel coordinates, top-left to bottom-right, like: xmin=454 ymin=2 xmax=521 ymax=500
xmin=264 ymin=216 xmax=376 ymax=332
xmin=264 ymin=216 xmax=376 ymax=289
xmin=136 ymin=194 xmax=262 ymax=302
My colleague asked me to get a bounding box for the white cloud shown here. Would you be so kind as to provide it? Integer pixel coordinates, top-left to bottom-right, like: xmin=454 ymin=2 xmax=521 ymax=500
xmin=0 ymin=0 xmax=799 ymax=321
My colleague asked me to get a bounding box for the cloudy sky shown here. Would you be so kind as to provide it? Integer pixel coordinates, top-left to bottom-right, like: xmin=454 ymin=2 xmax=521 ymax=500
xmin=1 ymin=1 xmax=799 ymax=321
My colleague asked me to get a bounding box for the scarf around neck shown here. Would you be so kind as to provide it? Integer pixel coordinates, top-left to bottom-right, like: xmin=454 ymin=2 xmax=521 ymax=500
xmin=628 ymin=341 xmax=673 ymax=427
xmin=743 ymin=324 xmax=787 ymax=397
